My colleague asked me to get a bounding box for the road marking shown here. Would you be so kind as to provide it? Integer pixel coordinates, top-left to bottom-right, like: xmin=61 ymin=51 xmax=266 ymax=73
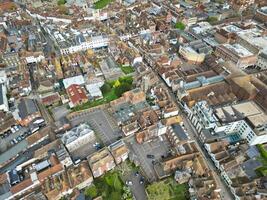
xmin=101 ymin=110 xmax=116 ymax=132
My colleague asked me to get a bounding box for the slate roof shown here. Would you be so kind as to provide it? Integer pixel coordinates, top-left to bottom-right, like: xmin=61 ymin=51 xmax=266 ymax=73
xmin=18 ymin=98 xmax=38 ymax=119
xmin=171 ymin=124 xmax=188 ymax=141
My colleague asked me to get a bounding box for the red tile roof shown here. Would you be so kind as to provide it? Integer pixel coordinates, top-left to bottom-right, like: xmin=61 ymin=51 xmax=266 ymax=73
xmin=10 ymin=179 xmax=33 ymax=194
xmin=66 ymin=84 xmax=88 ymax=106
xmin=41 ymin=93 xmax=60 ymax=106
xmin=38 ymin=164 xmax=63 ymax=183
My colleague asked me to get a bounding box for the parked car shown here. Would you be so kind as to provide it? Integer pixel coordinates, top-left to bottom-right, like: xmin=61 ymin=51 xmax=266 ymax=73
xmin=11 ymin=127 xmax=16 ymax=133
xmin=14 ymin=126 xmax=19 ymax=132
xmin=21 ymin=134 xmax=26 ymax=139
xmin=139 ymin=177 xmax=145 ymax=184
xmin=17 ymin=136 xmax=22 ymax=141
xmin=126 ymin=180 xmax=133 ymax=186
xmin=146 ymin=154 xmax=155 ymax=159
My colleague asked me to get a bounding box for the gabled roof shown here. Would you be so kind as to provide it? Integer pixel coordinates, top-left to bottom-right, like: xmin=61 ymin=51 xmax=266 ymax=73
xmin=66 ymin=84 xmax=88 ymax=105
xmin=18 ymin=98 xmax=39 ymax=119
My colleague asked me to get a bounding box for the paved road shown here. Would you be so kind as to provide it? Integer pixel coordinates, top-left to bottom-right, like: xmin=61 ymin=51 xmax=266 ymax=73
xmin=0 ymin=140 xmax=28 ymax=166
xmin=125 ymin=172 xmax=147 ymax=200
xmin=118 ymin=161 xmax=147 ymax=200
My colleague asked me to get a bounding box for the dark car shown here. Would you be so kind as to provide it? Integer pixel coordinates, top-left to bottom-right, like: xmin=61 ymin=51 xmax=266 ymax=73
xmin=140 ymin=176 xmax=145 ymax=184
xmin=146 ymin=154 xmax=155 ymax=159
xmin=135 ymin=171 xmax=139 ymax=176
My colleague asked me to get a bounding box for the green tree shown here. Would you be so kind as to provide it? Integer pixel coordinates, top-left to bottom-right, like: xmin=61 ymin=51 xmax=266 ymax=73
xmin=113 ymin=80 xmax=121 ymax=88
xmin=207 ymin=16 xmax=218 ymax=23
xmin=119 ymin=76 xmax=133 ymax=85
xmin=114 ymin=82 xmax=132 ymax=97
xmin=175 ymin=22 xmax=186 ymax=30
xmin=57 ymin=0 xmax=66 ymax=5
xmin=100 ymin=82 xmax=112 ymax=94
xmin=84 ymin=185 xmax=98 ymax=198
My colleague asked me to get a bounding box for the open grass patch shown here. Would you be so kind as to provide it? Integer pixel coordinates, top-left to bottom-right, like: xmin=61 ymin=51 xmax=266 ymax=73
xmin=207 ymin=16 xmax=218 ymax=24
xmin=175 ymin=22 xmax=186 ymax=30
xmin=120 ymin=65 xmax=135 ymax=74
xmin=146 ymin=178 xmax=189 ymax=200
xmin=94 ymin=0 xmax=114 ymax=9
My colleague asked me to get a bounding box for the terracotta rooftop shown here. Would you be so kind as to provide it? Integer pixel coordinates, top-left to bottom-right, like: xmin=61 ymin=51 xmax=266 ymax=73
xmin=0 ymin=173 xmax=7 ymax=185
xmin=38 ymin=164 xmax=63 ymax=183
xmin=26 ymin=127 xmax=50 ymax=146
xmin=66 ymin=84 xmax=88 ymax=105
xmin=10 ymin=178 xmax=33 ymax=194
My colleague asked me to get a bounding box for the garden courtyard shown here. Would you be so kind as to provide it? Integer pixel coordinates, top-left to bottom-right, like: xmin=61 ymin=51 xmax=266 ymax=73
xmin=146 ymin=178 xmax=189 ymax=200
xmin=84 ymin=170 xmax=132 ymax=200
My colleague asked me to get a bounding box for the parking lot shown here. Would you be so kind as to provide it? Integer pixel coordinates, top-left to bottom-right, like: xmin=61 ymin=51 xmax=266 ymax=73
xmin=70 ymin=138 xmax=100 ymax=161
xmin=70 ymin=109 xmax=122 ymax=146
xmin=52 ymin=105 xmax=70 ymax=121
xmin=125 ymin=135 xmax=171 ymax=182
xmin=0 ymin=126 xmax=28 ymax=152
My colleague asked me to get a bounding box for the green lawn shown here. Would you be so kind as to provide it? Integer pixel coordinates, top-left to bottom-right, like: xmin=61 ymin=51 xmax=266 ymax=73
xmin=72 ymin=89 xmax=117 ymax=111
xmin=207 ymin=16 xmax=218 ymax=24
xmin=94 ymin=0 xmax=114 ymax=9
xmin=175 ymin=22 xmax=186 ymax=30
xmin=146 ymin=178 xmax=189 ymax=200
xmin=120 ymin=65 xmax=135 ymax=74
xmin=85 ymin=171 xmax=124 ymax=200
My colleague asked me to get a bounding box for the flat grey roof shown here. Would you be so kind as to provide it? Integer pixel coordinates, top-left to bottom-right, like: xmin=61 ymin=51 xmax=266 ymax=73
xmin=171 ymin=124 xmax=188 ymax=141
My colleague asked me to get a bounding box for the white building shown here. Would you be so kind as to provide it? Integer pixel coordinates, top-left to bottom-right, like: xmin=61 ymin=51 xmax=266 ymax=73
xmin=61 ymin=123 xmax=95 ymax=152
xmin=85 ymin=80 xmax=104 ymax=99
xmin=179 ymin=45 xmax=205 ymax=63
xmin=25 ymin=55 xmax=45 ymax=64
xmin=0 ymin=71 xmax=7 ymax=85
xmin=63 ymin=75 xmax=85 ymax=89
xmin=188 ymin=101 xmax=218 ymax=134
xmin=189 ymin=101 xmax=267 ymax=146
xmin=108 ymin=140 xmax=129 ymax=164
xmin=0 ymin=83 xmax=9 ymax=112
xmin=163 ymin=109 xmax=179 ymax=119
xmin=59 ymin=35 xmax=109 ymax=55
xmin=215 ymin=120 xmax=267 ymax=146
xmin=157 ymin=122 xmax=168 ymax=136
